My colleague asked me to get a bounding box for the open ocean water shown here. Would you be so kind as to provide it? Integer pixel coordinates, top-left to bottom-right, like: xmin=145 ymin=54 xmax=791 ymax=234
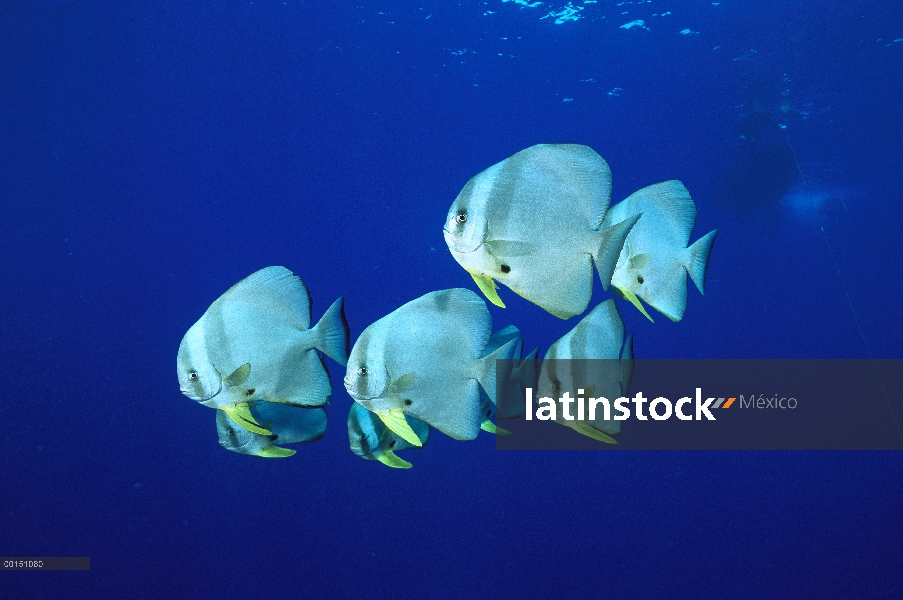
xmin=1 ymin=0 xmax=901 ymax=598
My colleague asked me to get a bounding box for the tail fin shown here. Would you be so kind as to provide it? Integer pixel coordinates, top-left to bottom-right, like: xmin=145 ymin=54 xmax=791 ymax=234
xmin=501 ymin=347 xmax=539 ymax=419
xmin=496 ymin=347 xmax=538 ymax=420
xmin=310 ymin=297 xmax=350 ymax=366
xmin=514 ymin=347 xmax=539 ymax=391
xmin=593 ymin=214 xmax=641 ymax=290
xmin=476 ymin=338 xmax=519 ymax=405
xmin=620 ymin=333 xmax=634 ymax=397
xmin=685 ymin=230 xmax=718 ymax=294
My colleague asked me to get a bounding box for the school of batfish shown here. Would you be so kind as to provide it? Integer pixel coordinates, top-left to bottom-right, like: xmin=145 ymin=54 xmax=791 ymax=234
xmin=176 ymin=144 xmax=718 ymax=468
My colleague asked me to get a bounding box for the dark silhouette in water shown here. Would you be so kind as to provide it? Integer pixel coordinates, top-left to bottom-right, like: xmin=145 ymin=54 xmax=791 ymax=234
xmin=714 ymin=111 xmax=799 ymax=213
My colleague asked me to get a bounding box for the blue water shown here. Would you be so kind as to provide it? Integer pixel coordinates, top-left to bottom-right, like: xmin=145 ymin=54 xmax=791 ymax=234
xmin=2 ymin=1 xmax=901 ymax=597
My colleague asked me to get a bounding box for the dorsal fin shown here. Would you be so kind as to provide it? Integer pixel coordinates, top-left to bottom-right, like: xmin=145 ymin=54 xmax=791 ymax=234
xmin=633 ymin=181 xmax=697 ymax=245
xmin=540 ymin=144 xmax=612 ymax=230
xmin=217 ymin=266 xmax=312 ymax=330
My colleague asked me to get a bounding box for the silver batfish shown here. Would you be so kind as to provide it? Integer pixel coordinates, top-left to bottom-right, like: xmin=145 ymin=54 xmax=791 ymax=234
xmin=216 ymin=403 xmax=327 ymax=458
xmin=602 ymin=181 xmax=718 ymax=322
xmin=536 ymin=299 xmax=634 ymax=443
xmin=443 ymin=144 xmax=640 ymax=319
xmin=348 ymin=402 xmax=430 ymax=469
xmin=344 ymin=289 xmax=517 ymax=443
xmin=178 ymin=266 xmax=349 ymax=434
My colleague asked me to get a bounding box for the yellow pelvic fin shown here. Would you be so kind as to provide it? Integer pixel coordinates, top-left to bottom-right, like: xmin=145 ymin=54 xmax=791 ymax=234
xmin=376 ymin=450 xmax=413 ymax=469
xmin=376 ymin=409 xmax=423 ymax=447
xmin=619 ymin=287 xmax=655 ymax=323
xmin=564 ymin=420 xmax=618 ymax=444
xmin=467 ymin=270 xmax=505 ymax=308
xmin=254 ymin=445 xmax=296 ymax=458
xmin=224 ymin=403 xmax=273 ymax=436
xmin=480 ymin=419 xmax=511 ymax=435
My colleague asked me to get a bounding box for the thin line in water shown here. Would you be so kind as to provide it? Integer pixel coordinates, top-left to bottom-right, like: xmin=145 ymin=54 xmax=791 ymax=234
xmin=782 ymin=128 xmax=902 ymax=442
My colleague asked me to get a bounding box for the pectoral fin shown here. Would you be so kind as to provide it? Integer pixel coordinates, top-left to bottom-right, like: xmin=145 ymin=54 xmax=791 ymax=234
xmin=480 ymin=419 xmax=511 ymax=435
xmin=564 ymin=420 xmax=618 ymax=444
xmin=254 ymin=445 xmax=296 ymax=458
xmin=387 ymin=372 xmax=416 ymax=395
xmin=376 ymin=450 xmax=413 ymax=469
xmin=628 ymin=253 xmax=651 ymax=270
xmin=467 ymin=270 xmax=505 ymax=308
xmin=619 ymin=287 xmax=655 ymax=323
xmin=376 ymin=409 xmax=423 ymax=447
xmin=223 ymin=363 xmax=251 ymax=387
xmin=224 ymin=403 xmax=273 ymax=436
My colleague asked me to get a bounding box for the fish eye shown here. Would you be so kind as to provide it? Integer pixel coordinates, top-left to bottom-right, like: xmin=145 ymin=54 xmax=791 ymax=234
xmin=455 ymin=211 xmax=467 ymax=224
xmin=188 ymin=371 xmax=199 ymax=380
xmin=357 ymin=366 xmax=367 ymax=377
xmin=637 ymin=275 xmax=644 ymax=285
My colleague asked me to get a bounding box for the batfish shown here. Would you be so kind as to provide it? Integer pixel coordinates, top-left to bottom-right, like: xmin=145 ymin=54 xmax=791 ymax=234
xmin=344 ymin=289 xmax=517 ymax=443
xmin=178 ymin=266 xmax=349 ymax=434
xmin=348 ymin=402 xmax=430 ymax=469
xmin=443 ymin=144 xmax=640 ymax=319
xmin=536 ymin=299 xmax=634 ymax=443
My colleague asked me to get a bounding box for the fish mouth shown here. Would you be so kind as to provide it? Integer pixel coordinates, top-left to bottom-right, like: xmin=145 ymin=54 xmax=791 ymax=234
xmin=442 ymin=228 xmax=484 ymax=254
xmin=454 ymin=243 xmax=482 ymax=254
xmin=343 ymin=378 xmax=364 ymax=399
xmin=182 ymin=388 xmax=220 ymax=403
xmin=343 ymin=378 xmax=380 ymax=402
